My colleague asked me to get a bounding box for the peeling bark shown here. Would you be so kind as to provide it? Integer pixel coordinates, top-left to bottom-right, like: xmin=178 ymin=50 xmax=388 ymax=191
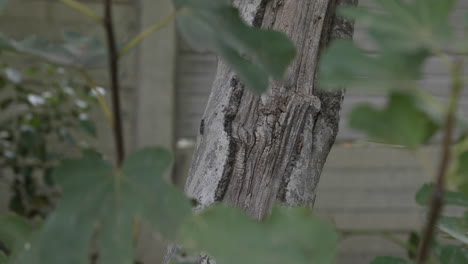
xmin=164 ymin=0 xmax=357 ymax=262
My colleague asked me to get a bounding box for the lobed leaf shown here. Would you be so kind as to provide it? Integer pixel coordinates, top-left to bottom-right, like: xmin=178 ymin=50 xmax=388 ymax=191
xmin=11 ymin=148 xmax=192 ymax=264
xmin=178 ymin=205 xmax=338 ymax=264
xmin=349 ymin=91 xmax=439 ymax=148
xmin=174 ymin=0 xmax=296 ymax=93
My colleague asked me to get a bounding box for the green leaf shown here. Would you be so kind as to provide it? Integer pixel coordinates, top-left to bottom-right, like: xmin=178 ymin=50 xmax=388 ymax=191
xmin=339 ymin=0 xmax=455 ymax=52
xmin=406 ymin=232 xmax=419 ymax=260
xmin=415 ymin=183 xmax=468 ymax=207
xmin=438 ymin=245 xmax=468 ymax=264
xmin=0 ymin=251 xmax=7 ymax=264
xmin=370 ymin=256 xmax=413 ymax=264
xmin=319 ymin=40 xmax=429 ymax=91
xmin=0 ymin=32 xmax=107 ymax=68
xmin=174 ymin=0 xmax=295 ymax=93
xmin=0 ymin=215 xmax=33 ymax=254
xmin=349 ymin=91 xmax=438 ymax=148
xmin=439 ymin=215 xmax=468 ymax=245
xmin=450 ymin=150 xmax=468 ymax=195
xmin=178 ymin=205 xmax=338 ymax=264
xmin=12 ymin=148 xmax=191 ymax=264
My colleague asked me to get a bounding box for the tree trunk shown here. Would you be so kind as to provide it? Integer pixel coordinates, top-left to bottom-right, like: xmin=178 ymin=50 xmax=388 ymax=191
xmin=186 ymin=0 xmax=356 ymax=218
xmin=164 ymin=0 xmax=356 ymax=262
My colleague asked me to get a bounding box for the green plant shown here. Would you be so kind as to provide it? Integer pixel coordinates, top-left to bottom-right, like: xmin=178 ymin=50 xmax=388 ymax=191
xmin=0 ymin=60 xmax=99 ymax=218
xmin=0 ymin=0 xmax=467 ymax=264
xmin=319 ymin=0 xmax=468 ymax=263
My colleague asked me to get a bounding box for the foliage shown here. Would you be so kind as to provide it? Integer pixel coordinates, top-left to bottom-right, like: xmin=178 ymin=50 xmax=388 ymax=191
xmin=9 ymin=148 xmax=191 ymax=264
xmin=319 ymin=0 xmax=468 ymax=263
xmin=0 ymin=0 xmax=467 ymax=264
xmin=179 ymin=206 xmax=338 ymax=264
xmin=0 ymin=215 xmax=33 ymax=257
xmin=349 ymin=91 xmax=438 ymax=148
xmin=174 ymin=0 xmax=295 ymax=93
xmin=0 ymin=0 xmax=297 ymax=262
xmin=0 ymin=61 xmax=99 ymax=217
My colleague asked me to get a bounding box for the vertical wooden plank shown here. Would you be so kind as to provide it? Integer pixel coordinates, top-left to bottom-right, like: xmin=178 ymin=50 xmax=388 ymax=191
xmin=134 ymin=0 xmax=176 ymax=150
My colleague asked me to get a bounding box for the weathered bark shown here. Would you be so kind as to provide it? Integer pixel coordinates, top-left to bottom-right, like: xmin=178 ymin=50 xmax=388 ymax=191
xmin=186 ymin=0 xmax=356 ymax=218
xmin=165 ymin=0 xmax=356 ymax=262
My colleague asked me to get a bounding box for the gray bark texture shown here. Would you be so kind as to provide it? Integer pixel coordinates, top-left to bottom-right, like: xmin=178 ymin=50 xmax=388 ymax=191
xmin=186 ymin=0 xmax=357 ymax=217
xmin=165 ymin=0 xmax=356 ymax=262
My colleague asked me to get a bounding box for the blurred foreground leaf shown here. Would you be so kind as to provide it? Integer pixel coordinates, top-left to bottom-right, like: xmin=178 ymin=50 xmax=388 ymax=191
xmin=175 ymin=0 xmax=296 ymax=93
xmin=0 ymin=215 xmax=33 ymax=256
xmin=438 ymin=245 xmax=468 ymax=264
xmin=179 ymin=206 xmax=338 ymax=264
xmin=11 ymin=148 xmax=191 ymax=264
xmin=349 ymin=92 xmax=438 ymax=148
xmin=0 ymin=32 xmax=106 ymax=68
xmin=339 ymin=0 xmax=455 ymax=52
xmin=438 ymin=215 xmax=468 ymax=245
xmin=415 ymin=184 xmax=468 ymax=207
xmin=320 ymin=40 xmax=428 ymax=91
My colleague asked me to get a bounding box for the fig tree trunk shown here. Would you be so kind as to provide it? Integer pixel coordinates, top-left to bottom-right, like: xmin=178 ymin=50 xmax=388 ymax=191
xmin=165 ymin=0 xmax=356 ymax=261
xmin=186 ymin=0 xmax=356 ymax=217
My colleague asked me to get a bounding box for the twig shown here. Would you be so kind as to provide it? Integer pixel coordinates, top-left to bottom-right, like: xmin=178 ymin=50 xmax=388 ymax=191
xmin=416 ymin=59 xmax=463 ymax=264
xmin=119 ymin=11 xmax=177 ymax=57
xmin=103 ymin=0 xmax=125 ymax=166
xmin=58 ymin=0 xmax=102 ymax=23
xmin=78 ymin=69 xmax=113 ymax=126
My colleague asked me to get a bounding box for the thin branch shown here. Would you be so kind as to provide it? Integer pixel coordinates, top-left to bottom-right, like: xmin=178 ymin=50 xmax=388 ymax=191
xmin=119 ymin=11 xmax=177 ymax=57
xmin=58 ymin=0 xmax=102 ymax=23
xmin=416 ymin=59 xmax=464 ymax=264
xmin=78 ymin=69 xmax=114 ymax=126
xmin=103 ymin=0 xmax=125 ymax=166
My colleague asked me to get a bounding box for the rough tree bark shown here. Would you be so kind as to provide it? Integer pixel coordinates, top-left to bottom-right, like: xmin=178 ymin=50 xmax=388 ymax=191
xmin=186 ymin=0 xmax=357 ymax=217
xmin=165 ymin=0 xmax=356 ymax=261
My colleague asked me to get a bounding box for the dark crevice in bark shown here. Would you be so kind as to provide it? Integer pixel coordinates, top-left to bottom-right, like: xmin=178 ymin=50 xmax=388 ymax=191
xmin=199 ymin=119 xmax=205 ymax=136
xmin=214 ymin=77 xmax=245 ymax=201
xmin=276 ymin=104 xmax=319 ymax=203
xmin=252 ymin=0 xmax=269 ymax=27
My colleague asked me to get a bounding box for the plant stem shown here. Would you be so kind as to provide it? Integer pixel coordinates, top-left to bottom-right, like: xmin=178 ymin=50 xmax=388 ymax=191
xmin=59 ymin=0 xmax=102 ymax=23
xmin=79 ymin=69 xmax=114 ymax=126
xmin=416 ymin=59 xmax=463 ymax=264
xmin=103 ymin=0 xmax=125 ymax=166
xmin=119 ymin=11 xmax=177 ymax=57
